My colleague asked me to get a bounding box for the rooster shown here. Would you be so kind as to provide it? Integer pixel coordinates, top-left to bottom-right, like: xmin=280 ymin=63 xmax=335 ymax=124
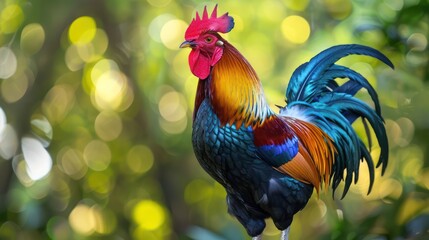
xmin=180 ymin=5 xmax=393 ymax=240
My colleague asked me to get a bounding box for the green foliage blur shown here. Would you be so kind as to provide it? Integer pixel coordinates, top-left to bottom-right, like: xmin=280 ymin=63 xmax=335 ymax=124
xmin=0 ymin=0 xmax=428 ymax=239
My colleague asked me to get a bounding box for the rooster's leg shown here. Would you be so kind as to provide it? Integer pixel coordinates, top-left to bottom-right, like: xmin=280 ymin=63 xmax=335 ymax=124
xmin=252 ymin=235 xmax=262 ymax=240
xmin=281 ymin=227 xmax=290 ymax=240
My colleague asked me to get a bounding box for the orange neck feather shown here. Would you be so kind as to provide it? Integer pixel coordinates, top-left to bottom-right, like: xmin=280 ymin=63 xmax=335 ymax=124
xmin=209 ymin=41 xmax=273 ymax=128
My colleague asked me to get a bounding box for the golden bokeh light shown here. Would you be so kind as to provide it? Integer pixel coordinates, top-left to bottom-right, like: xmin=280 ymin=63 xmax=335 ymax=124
xmin=0 ymin=4 xmax=24 ymax=34
xmin=94 ymin=110 xmax=123 ymax=141
xmin=160 ymin=19 xmax=188 ymax=50
xmin=281 ymin=15 xmax=311 ymax=44
xmin=69 ymin=203 xmax=111 ymax=236
xmin=159 ymin=117 xmax=187 ymax=135
xmin=93 ymin=70 xmax=127 ymax=110
xmin=116 ymin=82 xmax=135 ymax=112
xmin=20 ymin=23 xmax=45 ymax=55
xmin=132 ymin=200 xmax=166 ymax=231
xmin=87 ymin=59 xmax=135 ymax=112
xmin=87 ymin=59 xmax=133 ymax=111
xmin=158 ymin=90 xmax=188 ymax=134
xmin=68 ymin=16 xmax=97 ymax=45
xmin=65 ymin=45 xmax=85 ymax=71
xmin=57 ymin=147 xmax=87 ymax=180
xmin=158 ymin=91 xmax=187 ymax=122
xmin=0 ymin=47 xmax=17 ymax=79
xmin=90 ymin=59 xmax=119 ymax=82
xmin=126 ymin=145 xmax=154 ymax=174
xmin=76 ymin=29 xmax=109 ymax=62
xmin=1 ymin=71 xmax=28 ymax=102
xmin=148 ymin=14 xmax=175 ymax=43
xmin=83 ymin=140 xmax=111 ymax=171
xmin=42 ymin=84 xmax=76 ymax=123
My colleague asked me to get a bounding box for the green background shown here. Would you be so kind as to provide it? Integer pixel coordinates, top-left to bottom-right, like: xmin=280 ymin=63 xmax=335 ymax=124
xmin=0 ymin=0 xmax=428 ymax=239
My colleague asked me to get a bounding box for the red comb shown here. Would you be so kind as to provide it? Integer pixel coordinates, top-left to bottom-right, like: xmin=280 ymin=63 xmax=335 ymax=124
xmin=185 ymin=5 xmax=234 ymax=40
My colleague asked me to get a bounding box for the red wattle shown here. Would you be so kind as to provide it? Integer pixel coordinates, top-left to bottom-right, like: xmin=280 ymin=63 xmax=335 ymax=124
xmin=188 ymin=47 xmax=224 ymax=80
xmin=189 ymin=49 xmax=210 ymax=79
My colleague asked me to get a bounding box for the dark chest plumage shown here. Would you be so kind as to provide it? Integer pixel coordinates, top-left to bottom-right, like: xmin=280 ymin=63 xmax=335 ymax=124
xmin=192 ymin=99 xmax=312 ymax=205
xmin=192 ymin=99 xmax=264 ymax=188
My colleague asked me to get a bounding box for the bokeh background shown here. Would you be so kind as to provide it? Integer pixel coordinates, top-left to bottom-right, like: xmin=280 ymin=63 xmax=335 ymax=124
xmin=0 ymin=0 xmax=428 ymax=239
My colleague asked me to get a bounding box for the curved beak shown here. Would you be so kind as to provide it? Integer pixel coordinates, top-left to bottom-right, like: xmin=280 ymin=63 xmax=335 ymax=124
xmin=180 ymin=40 xmax=196 ymax=49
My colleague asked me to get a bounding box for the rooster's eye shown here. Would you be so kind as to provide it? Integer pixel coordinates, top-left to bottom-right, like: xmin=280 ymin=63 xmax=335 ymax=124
xmin=205 ymin=37 xmax=213 ymax=43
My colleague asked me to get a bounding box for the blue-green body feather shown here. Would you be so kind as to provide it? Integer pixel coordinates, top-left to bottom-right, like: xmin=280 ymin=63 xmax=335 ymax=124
xmin=193 ymin=98 xmax=313 ymax=236
xmin=281 ymin=44 xmax=393 ymax=197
